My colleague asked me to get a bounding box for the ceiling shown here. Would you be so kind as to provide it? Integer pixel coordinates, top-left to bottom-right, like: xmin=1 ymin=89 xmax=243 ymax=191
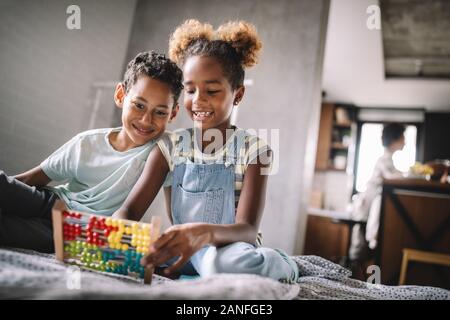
xmin=381 ymin=0 xmax=450 ymax=79
xmin=322 ymin=0 xmax=450 ymax=111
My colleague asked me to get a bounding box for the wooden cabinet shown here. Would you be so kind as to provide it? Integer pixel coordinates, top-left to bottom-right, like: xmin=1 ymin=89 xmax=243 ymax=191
xmin=377 ymin=179 xmax=450 ymax=289
xmin=315 ymin=103 xmax=356 ymax=172
xmin=303 ymin=214 xmax=349 ymax=263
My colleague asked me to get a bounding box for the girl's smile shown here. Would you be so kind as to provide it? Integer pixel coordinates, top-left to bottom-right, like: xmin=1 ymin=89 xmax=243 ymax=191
xmin=192 ymin=110 xmax=214 ymax=122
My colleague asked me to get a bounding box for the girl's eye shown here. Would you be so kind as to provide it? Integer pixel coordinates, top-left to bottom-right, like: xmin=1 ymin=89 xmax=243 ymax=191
xmin=155 ymin=110 xmax=168 ymax=117
xmin=207 ymin=90 xmax=220 ymax=95
xmin=185 ymin=89 xmax=195 ymax=94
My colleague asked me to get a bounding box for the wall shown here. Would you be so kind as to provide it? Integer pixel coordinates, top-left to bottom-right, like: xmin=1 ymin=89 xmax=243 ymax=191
xmin=122 ymin=0 xmax=329 ymax=254
xmin=0 ymin=0 xmax=137 ymax=174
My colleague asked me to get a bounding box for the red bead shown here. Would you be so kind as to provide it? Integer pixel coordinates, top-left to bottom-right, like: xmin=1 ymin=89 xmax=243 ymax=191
xmin=63 ymin=211 xmax=70 ymax=218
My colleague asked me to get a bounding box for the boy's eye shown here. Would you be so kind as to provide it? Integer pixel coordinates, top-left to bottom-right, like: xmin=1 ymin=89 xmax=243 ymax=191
xmin=134 ymin=103 xmax=145 ymax=110
xmin=185 ymin=89 xmax=195 ymax=94
xmin=207 ymin=90 xmax=221 ymax=95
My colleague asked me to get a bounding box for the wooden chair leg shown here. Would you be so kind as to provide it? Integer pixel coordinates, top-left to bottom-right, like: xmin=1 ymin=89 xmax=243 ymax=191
xmin=399 ymin=249 xmax=410 ymax=285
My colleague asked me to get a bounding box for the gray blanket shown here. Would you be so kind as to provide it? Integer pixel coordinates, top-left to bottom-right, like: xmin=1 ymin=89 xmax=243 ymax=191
xmin=0 ymin=247 xmax=448 ymax=300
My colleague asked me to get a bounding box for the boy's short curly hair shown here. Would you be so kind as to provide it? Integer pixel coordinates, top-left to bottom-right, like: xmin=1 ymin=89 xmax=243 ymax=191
xmin=382 ymin=123 xmax=406 ymax=147
xmin=123 ymin=51 xmax=183 ymax=106
xmin=168 ymin=20 xmax=262 ymax=90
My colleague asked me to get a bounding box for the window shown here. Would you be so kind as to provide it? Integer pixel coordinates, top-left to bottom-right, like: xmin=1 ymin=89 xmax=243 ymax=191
xmin=355 ymin=123 xmax=417 ymax=193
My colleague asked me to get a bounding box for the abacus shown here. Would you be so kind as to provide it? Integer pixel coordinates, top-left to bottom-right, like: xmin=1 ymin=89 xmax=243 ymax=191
xmin=52 ymin=202 xmax=161 ymax=284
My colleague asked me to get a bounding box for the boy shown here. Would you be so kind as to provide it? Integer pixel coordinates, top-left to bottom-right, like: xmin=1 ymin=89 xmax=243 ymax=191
xmin=0 ymin=51 xmax=182 ymax=253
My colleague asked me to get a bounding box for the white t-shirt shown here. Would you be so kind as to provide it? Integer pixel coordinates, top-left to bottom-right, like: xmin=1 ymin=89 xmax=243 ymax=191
xmin=41 ymin=127 xmax=164 ymax=216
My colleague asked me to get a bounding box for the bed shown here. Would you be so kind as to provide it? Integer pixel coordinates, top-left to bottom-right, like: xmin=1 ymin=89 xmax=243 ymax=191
xmin=0 ymin=247 xmax=448 ymax=300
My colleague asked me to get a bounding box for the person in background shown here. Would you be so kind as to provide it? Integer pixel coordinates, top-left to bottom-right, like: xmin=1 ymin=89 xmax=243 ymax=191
xmin=348 ymin=123 xmax=406 ymax=261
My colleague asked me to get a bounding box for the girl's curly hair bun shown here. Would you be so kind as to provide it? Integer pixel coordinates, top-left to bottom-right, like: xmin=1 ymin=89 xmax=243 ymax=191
xmin=169 ymin=19 xmax=214 ymax=65
xmin=216 ymin=21 xmax=262 ymax=68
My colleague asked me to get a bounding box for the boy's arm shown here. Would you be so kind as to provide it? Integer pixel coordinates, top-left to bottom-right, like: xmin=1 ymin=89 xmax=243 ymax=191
xmin=114 ymin=147 xmax=169 ymax=221
xmin=14 ymin=166 xmax=51 ymax=186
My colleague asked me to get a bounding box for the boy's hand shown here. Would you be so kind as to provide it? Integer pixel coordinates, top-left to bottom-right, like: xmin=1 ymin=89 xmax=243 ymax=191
xmin=140 ymin=223 xmax=213 ymax=275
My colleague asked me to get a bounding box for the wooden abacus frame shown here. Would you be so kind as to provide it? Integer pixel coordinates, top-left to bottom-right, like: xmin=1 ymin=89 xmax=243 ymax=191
xmin=52 ymin=201 xmax=161 ymax=284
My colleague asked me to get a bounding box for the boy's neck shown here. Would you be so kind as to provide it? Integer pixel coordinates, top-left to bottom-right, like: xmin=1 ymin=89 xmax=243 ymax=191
xmin=109 ymin=129 xmax=140 ymax=152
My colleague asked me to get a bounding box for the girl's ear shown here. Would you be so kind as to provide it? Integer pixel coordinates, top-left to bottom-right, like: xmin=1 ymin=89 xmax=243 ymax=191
xmin=114 ymin=83 xmax=126 ymax=108
xmin=233 ymin=86 xmax=246 ymax=106
xmin=169 ymin=104 xmax=180 ymax=123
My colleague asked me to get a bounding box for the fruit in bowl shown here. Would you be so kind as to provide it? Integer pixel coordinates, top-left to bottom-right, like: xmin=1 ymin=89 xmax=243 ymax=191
xmin=408 ymin=162 xmax=434 ymax=179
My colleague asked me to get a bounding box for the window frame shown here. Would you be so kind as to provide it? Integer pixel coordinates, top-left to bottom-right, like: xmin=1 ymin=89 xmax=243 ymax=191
xmin=351 ymin=120 xmax=424 ymax=196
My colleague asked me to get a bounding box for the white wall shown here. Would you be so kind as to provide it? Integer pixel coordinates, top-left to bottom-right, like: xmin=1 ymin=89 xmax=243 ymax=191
xmin=322 ymin=0 xmax=450 ymax=111
xmin=0 ymin=0 xmax=137 ymax=174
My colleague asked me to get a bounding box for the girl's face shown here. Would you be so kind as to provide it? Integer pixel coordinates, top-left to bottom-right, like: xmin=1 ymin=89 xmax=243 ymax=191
xmin=183 ymin=56 xmax=243 ymax=131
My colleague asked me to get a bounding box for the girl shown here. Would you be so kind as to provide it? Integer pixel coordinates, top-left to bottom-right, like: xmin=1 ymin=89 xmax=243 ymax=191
xmin=115 ymin=20 xmax=299 ymax=282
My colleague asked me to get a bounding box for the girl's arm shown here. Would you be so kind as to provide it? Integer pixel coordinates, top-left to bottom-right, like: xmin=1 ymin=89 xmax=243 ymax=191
xmin=14 ymin=166 xmax=51 ymax=186
xmin=208 ymin=158 xmax=268 ymax=246
xmin=113 ymin=147 xmax=169 ymax=221
xmin=141 ymin=156 xmax=269 ymax=274
xmin=163 ymin=187 xmax=173 ymax=225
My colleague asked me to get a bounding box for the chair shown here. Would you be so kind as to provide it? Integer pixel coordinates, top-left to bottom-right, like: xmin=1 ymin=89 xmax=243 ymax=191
xmin=399 ymin=248 xmax=450 ymax=285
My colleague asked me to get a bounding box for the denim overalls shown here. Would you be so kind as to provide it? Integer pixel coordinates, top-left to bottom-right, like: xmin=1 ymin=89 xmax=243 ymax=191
xmin=169 ymin=129 xmax=299 ymax=282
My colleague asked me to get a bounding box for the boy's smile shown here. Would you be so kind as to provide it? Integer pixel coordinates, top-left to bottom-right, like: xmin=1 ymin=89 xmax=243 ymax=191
xmin=111 ymin=76 xmax=178 ymax=152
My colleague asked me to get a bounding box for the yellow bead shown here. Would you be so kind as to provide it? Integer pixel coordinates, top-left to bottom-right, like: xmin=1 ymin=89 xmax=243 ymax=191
xmin=131 ymin=223 xmax=138 ymax=230
xmin=142 ymin=246 xmax=148 ymax=253
xmin=131 ymin=240 xmax=137 ymax=247
xmin=111 ymin=219 xmax=118 ymax=227
xmin=107 ymin=235 xmax=114 ymax=243
xmin=125 ymin=227 xmax=132 ymax=235
xmin=121 ymin=244 xmax=129 ymax=251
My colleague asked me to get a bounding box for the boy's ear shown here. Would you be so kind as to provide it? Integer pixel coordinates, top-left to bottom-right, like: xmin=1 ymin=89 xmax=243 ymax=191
xmin=233 ymin=86 xmax=245 ymax=106
xmin=169 ymin=104 xmax=180 ymax=123
xmin=114 ymin=83 xmax=126 ymax=108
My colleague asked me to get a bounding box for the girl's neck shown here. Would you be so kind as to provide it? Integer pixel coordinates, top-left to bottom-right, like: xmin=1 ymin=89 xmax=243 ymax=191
xmin=195 ymin=119 xmax=234 ymax=153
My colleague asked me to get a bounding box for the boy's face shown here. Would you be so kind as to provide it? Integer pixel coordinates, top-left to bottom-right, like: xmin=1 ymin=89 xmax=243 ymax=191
xmin=114 ymin=76 xmax=178 ymax=148
xmin=183 ymin=56 xmax=244 ymax=132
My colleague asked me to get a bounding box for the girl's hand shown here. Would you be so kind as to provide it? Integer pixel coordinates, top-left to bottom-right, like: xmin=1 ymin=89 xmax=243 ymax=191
xmin=140 ymin=223 xmax=213 ymax=275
